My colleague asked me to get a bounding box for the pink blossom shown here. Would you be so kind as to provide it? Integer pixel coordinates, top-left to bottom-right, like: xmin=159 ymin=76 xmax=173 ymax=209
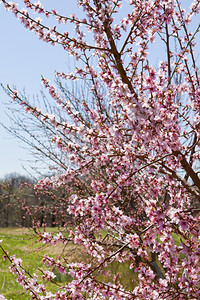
xmin=1 ymin=0 xmax=200 ymax=298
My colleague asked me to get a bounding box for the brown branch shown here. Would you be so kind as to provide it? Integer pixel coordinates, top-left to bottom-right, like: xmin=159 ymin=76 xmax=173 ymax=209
xmin=173 ymin=150 xmax=200 ymax=190
xmin=165 ymin=22 xmax=171 ymax=83
xmin=175 ymin=0 xmax=200 ymax=86
xmin=160 ymin=164 xmax=200 ymax=198
xmin=92 ymin=0 xmax=137 ymax=96
xmin=103 ymin=19 xmax=136 ymax=94
xmin=2 ymin=0 xmax=111 ymax=53
xmin=184 ymin=133 xmax=198 ymax=182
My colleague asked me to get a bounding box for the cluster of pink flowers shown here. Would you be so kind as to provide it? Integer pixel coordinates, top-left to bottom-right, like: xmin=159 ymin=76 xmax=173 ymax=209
xmin=1 ymin=0 xmax=200 ymax=299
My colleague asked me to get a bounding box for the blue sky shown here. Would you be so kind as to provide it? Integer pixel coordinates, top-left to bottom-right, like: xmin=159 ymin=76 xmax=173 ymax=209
xmin=0 ymin=0 xmax=161 ymax=179
xmin=0 ymin=1 xmax=78 ymax=179
xmin=0 ymin=1 xmax=198 ymax=179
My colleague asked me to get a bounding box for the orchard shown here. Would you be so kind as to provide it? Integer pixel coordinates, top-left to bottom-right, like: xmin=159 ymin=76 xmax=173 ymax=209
xmin=0 ymin=0 xmax=200 ymax=299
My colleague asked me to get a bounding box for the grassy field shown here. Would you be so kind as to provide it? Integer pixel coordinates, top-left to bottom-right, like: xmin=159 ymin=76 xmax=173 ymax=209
xmin=0 ymin=228 xmax=136 ymax=299
xmin=0 ymin=227 xmax=75 ymax=299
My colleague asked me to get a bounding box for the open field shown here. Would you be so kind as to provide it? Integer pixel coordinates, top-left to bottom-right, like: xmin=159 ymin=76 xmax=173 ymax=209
xmin=0 ymin=227 xmax=75 ymax=299
xmin=0 ymin=228 xmax=136 ymax=299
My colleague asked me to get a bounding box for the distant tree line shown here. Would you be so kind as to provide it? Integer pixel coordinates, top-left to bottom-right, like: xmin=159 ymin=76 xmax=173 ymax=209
xmin=0 ymin=173 xmax=72 ymax=228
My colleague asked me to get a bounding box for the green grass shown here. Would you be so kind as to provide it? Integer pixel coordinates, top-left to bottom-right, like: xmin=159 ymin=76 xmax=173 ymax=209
xmin=0 ymin=228 xmax=186 ymax=299
xmin=96 ymin=260 xmax=138 ymax=291
xmin=0 ymin=227 xmax=73 ymax=299
xmin=0 ymin=228 xmax=35 ymax=299
xmin=0 ymin=228 xmax=138 ymax=299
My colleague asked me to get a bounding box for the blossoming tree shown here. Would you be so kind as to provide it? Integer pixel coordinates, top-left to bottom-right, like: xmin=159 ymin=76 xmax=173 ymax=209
xmin=1 ymin=0 xmax=200 ymax=299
